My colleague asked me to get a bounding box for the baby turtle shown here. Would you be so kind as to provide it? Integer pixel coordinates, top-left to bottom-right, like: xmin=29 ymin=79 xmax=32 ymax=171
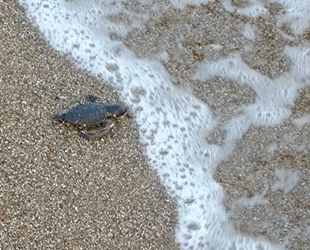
xmin=53 ymin=95 xmax=129 ymax=140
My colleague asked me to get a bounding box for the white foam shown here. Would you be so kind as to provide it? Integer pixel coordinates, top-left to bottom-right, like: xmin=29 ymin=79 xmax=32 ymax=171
xmin=194 ymin=45 xmax=310 ymax=130
xmin=241 ymin=23 xmax=257 ymax=40
xmin=223 ymin=0 xmax=310 ymax=38
xmin=17 ymin=0 xmax=310 ymax=249
xmin=170 ymin=0 xmax=215 ymax=9
xmin=266 ymin=142 xmax=278 ymax=155
xmin=269 ymin=0 xmax=310 ymax=37
xmin=272 ymin=169 xmax=301 ymax=194
xmin=222 ymin=0 xmax=268 ymax=18
xmin=293 ymin=115 xmax=310 ymax=128
xmin=233 ymin=183 xmax=269 ymax=209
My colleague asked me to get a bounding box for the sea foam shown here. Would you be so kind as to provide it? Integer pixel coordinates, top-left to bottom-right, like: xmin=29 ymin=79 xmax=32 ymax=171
xmin=17 ymin=0 xmax=310 ymax=249
xmin=222 ymin=0 xmax=310 ymax=38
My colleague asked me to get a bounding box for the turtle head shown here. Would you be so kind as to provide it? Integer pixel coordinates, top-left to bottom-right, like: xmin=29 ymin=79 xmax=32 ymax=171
xmin=105 ymin=104 xmax=128 ymax=118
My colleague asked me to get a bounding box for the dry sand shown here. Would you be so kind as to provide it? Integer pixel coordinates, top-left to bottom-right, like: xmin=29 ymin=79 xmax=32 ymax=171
xmin=1 ymin=0 xmax=310 ymax=250
xmin=0 ymin=1 xmax=178 ymax=249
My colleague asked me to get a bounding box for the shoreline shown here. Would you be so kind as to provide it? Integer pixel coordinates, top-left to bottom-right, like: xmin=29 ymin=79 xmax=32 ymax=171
xmin=0 ymin=1 xmax=178 ymax=249
xmin=1 ymin=1 xmax=310 ymax=250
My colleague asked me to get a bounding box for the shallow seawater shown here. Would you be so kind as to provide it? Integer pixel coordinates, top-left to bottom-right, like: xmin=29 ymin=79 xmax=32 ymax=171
xmin=17 ymin=0 xmax=310 ymax=249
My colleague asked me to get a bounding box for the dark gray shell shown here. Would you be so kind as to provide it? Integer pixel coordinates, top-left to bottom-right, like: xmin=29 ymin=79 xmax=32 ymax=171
xmin=53 ymin=103 xmax=107 ymax=126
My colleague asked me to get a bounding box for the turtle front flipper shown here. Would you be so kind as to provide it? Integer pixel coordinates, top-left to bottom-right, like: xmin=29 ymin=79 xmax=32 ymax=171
xmin=85 ymin=94 xmax=101 ymax=103
xmin=80 ymin=121 xmax=115 ymax=141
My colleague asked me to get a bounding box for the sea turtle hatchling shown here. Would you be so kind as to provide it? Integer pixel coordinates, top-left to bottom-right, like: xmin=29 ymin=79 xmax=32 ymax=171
xmin=52 ymin=95 xmax=130 ymax=140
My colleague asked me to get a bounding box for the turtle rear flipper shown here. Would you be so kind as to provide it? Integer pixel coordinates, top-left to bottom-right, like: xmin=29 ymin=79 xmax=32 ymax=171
xmin=52 ymin=114 xmax=66 ymax=122
xmin=80 ymin=121 xmax=115 ymax=141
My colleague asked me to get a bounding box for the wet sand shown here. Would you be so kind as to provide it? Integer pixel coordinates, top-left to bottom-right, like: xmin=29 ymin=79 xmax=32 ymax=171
xmin=123 ymin=1 xmax=310 ymax=249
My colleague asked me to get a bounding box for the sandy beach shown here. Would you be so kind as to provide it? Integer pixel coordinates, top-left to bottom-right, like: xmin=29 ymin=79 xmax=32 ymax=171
xmin=0 ymin=1 xmax=178 ymax=249
xmin=1 ymin=0 xmax=310 ymax=250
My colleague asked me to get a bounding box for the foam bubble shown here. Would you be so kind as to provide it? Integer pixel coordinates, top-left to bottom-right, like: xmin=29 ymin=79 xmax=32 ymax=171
xmin=241 ymin=23 xmax=257 ymax=41
xmin=233 ymin=183 xmax=269 ymax=209
xmin=293 ymin=115 xmax=310 ymax=128
xmin=222 ymin=0 xmax=268 ymax=18
xmin=170 ymin=0 xmax=215 ymax=9
xmin=272 ymin=169 xmax=301 ymax=194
